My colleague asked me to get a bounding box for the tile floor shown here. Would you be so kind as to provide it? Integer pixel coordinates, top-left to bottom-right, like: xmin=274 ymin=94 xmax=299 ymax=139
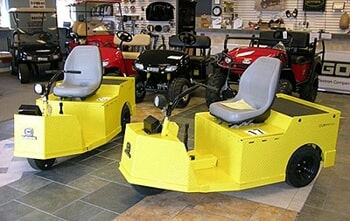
xmin=0 ymin=72 xmax=349 ymax=221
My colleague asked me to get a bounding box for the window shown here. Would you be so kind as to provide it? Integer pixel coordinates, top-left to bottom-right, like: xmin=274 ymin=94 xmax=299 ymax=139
xmin=0 ymin=0 xmax=10 ymax=27
xmin=56 ymin=0 xmax=75 ymax=28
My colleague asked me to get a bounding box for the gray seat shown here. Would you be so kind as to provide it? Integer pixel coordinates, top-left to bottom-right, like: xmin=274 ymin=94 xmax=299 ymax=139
xmin=209 ymin=57 xmax=281 ymax=124
xmin=53 ymin=45 xmax=102 ymax=98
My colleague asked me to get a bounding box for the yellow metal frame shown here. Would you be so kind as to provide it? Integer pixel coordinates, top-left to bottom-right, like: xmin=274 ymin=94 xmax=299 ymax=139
xmin=14 ymin=76 xmax=135 ymax=159
xmin=119 ymin=94 xmax=341 ymax=192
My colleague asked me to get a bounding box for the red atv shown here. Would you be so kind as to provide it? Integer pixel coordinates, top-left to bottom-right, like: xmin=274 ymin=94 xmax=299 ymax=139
xmin=206 ymin=29 xmax=325 ymax=106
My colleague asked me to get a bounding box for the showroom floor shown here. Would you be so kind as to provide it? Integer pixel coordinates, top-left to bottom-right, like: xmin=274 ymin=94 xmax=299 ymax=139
xmin=0 ymin=72 xmax=349 ymax=221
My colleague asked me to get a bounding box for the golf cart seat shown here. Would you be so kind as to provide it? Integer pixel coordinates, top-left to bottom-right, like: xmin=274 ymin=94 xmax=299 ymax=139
xmin=114 ymin=34 xmax=151 ymax=60
xmin=53 ymin=45 xmax=102 ymax=99
xmin=209 ymin=57 xmax=281 ymax=124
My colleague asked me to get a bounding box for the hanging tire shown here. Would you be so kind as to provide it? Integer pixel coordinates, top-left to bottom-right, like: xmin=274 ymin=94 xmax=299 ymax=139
xmin=131 ymin=184 xmax=164 ymax=196
xmin=121 ymin=104 xmax=131 ymax=134
xmin=205 ymin=70 xmax=226 ymax=107
xmin=18 ymin=63 xmax=31 ymax=84
xmin=286 ymin=145 xmax=321 ymax=188
xmin=299 ymin=73 xmax=318 ymax=102
xmin=27 ymin=158 xmax=56 ymax=170
xmin=278 ymin=79 xmax=293 ymax=95
xmin=168 ymin=77 xmax=191 ymax=108
xmin=135 ymin=75 xmax=146 ymax=103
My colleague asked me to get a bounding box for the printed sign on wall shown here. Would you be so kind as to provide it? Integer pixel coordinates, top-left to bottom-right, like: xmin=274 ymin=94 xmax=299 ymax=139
xmin=30 ymin=0 xmax=45 ymax=8
xmin=319 ymin=60 xmax=350 ymax=94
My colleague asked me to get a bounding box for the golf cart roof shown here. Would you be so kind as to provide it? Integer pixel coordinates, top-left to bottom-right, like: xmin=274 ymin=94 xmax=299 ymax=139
xmin=9 ymin=8 xmax=56 ymax=13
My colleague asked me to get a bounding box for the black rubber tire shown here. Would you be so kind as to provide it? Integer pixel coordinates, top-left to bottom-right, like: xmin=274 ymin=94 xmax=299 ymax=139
xmin=18 ymin=63 xmax=31 ymax=84
xmin=286 ymin=145 xmax=321 ymax=188
xmin=121 ymin=104 xmax=131 ymax=134
xmin=205 ymin=70 xmax=226 ymax=107
xmin=135 ymin=75 xmax=146 ymax=103
xmin=131 ymin=184 xmax=164 ymax=196
xmin=168 ymin=77 xmax=191 ymax=108
xmin=27 ymin=158 xmax=56 ymax=170
xmin=278 ymin=79 xmax=293 ymax=95
xmin=299 ymin=74 xmax=318 ymax=102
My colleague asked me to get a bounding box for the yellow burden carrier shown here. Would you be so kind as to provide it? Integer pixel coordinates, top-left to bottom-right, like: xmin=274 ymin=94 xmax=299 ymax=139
xmin=119 ymin=57 xmax=341 ymax=194
xmin=14 ymin=46 xmax=136 ymax=170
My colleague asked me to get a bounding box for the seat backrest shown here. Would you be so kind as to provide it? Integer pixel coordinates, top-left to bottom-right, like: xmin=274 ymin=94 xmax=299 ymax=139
xmin=114 ymin=34 xmax=151 ymax=49
xmin=209 ymin=57 xmax=281 ymax=124
xmin=53 ymin=45 xmax=102 ymax=98
xmin=236 ymin=57 xmax=280 ymax=109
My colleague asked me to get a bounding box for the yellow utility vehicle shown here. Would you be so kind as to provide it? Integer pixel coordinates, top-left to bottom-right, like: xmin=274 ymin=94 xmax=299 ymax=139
xmin=14 ymin=45 xmax=136 ymax=170
xmin=119 ymin=57 xmax=341 ymax=195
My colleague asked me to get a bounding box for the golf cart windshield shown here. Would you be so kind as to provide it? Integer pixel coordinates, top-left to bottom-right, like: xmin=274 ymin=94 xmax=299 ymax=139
xmin=9 ymin=8 xmax=59 ymax=46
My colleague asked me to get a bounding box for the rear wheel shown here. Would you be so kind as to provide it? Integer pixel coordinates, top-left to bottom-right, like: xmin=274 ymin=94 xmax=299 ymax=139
xmin=131 ymin=184 xmax=164 ymax=196
xmin=168 ymin=77 xmax=191 ymax=108
xmin=18 ymin=63 xmax=31 ymax=84
xmin=121 ymin=104 xmax=131 ymax=134
xmin=205 ymin=70 xmax=226 ymax=107
xmin=27 ymin=158 xmax=56 ymax=170
xmin=286 ymin=145 xmax=321 ymax=187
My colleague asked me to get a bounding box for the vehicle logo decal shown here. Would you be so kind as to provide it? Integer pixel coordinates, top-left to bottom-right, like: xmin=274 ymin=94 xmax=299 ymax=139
xmin=22 ymin=128 xmax=37 ymax=140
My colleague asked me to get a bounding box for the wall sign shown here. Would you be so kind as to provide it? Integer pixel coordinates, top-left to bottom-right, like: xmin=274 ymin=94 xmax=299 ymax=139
xmin=29 ymin=0 xmax=45 ymax=8
xmin=319 ymin=60 xmax=350 ymax=94
xmin=303 ymin=0 xmax=326 ymax=12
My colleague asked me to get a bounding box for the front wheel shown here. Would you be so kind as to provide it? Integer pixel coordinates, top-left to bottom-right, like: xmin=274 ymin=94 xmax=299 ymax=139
xmin=27 ymin=158 xmax=56 ymax=170
xmin=278 ymin=79 xmax=293 ymax=95
xmin=205 ymin=70 xmax=226 ymax=107
xmin=18 ymin=63 xmax=31 ymax=84
xmin=131 ymin=184 xmax=164 ymax=196
xmin=135 ymin=75 xmax=146 ymax=103
xmin=168 ymin=77 xmax=191 ymax=108
xmin=286 ymin=145 xmax=321 ymax=188
xmin=299 ymin=74 xmax=318 ymax=102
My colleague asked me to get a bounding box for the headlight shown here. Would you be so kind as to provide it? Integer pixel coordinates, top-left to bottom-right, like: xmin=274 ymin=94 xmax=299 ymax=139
xmin=134 ymin=63 xmax=144 ymax=70
xmin=102 ymin=61 xmax=109 ymax=67
xmin=164 ymin=65 xmax=177 ymax=72
xmin=224 ymin=57 xmax=232 ymax=64
xmin=33 ymin=83 xmax=45 ymax=95
xmin=153 ymin=95 xmax=167 ymax=109
xmin=242 ymin=59 xmax=252 ymax=65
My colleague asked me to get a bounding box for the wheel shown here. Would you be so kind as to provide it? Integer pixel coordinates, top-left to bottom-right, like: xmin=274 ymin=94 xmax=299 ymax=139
xmin=178 ymin=32 xmax=196 ymax=46
xmin=205 ymin=69 xmax=227 ymax=107
xmin=286 ymin=145 xmax=321 ymax=188
xmin=135 ymin=75 xmax=146 ymax=103
xmin=131 ymin=184 xmax=164 ymax=196
xmin=18 ymin=63 xmax=31 ymax=84
xmin=116 ymin=31 xmax=133 ymax=43
xmin=27 ymin=158 xmax=56 ymax=170
xmin=39 ymin=31 xmax=53 ymax=42
xmin=278 ymin=79 xmax=293 ymax=95
xmin=299 ymin=74 xmax=318 ymax=102
xmin=121 ymin=104 xmax=131 ymax=134
xmin=168 ymin=77 xmax=191 ymax=108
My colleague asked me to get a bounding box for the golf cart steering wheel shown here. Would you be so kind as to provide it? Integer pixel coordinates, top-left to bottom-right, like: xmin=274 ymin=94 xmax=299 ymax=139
xmin=116 ymin=31 xmax=133 ymax=43
xmin=39 ymin=31 xmax=53 ymax=41
xmin=178 ymin=32 xmax=196 ymax=46
xmin=273 ymin=29 xmax=293 ymax=47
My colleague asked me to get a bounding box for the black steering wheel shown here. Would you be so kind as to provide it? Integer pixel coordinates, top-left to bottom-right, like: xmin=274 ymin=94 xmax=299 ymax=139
xmin=39 ymin=31 xmax=53 ymax=41
xmin=116 ymin=31 xmax=133 ymax=43
xmin=273 ymin=29 xmax=293 ymax=47
xmin=178 ymin=32 xmax=196 ymax=46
